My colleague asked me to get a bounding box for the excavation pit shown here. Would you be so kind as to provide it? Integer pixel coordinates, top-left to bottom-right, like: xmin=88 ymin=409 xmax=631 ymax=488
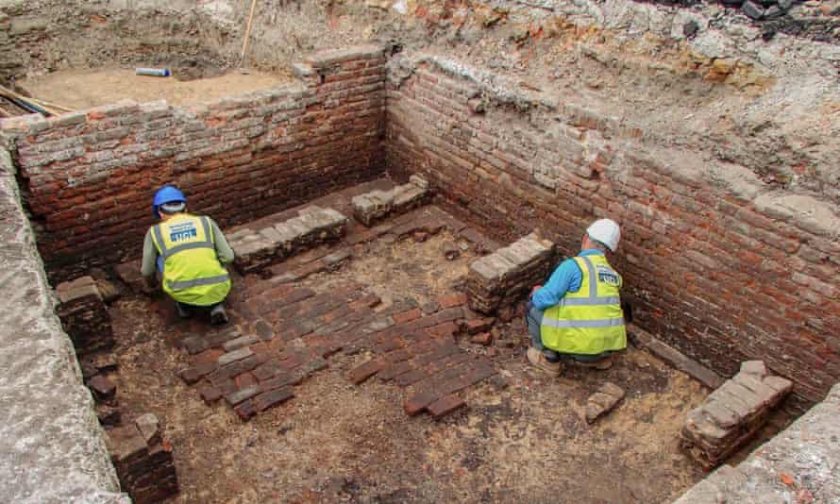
xmin=2 ymin=3 xmax=839 ymax=498
xmin=107 ymin=181 xmax=710 ymax=503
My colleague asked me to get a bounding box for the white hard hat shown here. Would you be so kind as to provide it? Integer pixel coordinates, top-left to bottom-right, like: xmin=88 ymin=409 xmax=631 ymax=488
xmin=587 ymin=218 xmax=620 ymax=252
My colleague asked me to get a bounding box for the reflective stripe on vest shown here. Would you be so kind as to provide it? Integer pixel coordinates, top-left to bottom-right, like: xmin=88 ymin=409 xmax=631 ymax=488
xmin=166 ymin=274 xmax=231 ymax=291
xmin=540 ymin=254 xmax=626 ymax=355
xmin=152 ymin=216 xmax=214 ymax=260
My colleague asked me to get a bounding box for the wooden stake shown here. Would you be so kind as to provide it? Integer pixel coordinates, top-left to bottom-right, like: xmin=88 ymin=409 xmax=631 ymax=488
xmin=240 ymin=0 xmax=259 ymax=66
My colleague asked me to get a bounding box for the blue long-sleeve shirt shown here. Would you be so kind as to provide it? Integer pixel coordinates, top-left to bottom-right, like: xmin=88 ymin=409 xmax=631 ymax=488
xmin=531 ymin=249 xmax=605 ymax=310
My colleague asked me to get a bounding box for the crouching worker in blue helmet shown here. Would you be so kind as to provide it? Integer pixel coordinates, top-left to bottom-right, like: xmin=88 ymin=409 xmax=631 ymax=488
xmin=140 ymin=185 xmax=235 ymax=325
xmin=525 ymin=218 xmax=627 ymax=376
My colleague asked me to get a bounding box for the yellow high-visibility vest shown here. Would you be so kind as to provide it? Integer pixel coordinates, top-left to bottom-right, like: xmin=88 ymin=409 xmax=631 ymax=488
xmin=540 ymin=254 xmax=626 ymax=355
xmin=149 ymin=214 xmax=231 ymax=306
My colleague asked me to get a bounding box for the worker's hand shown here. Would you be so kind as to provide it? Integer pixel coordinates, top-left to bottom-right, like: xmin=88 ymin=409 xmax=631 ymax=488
xmin=530 ymin=284 xmax=542 ymax=298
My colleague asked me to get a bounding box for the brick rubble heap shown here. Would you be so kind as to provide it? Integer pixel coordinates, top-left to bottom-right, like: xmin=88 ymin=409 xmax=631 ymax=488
xmin=681 ymin=360 xmax=793 ymax=468
xmin=466 ymin=232 xmax=556 ymax=314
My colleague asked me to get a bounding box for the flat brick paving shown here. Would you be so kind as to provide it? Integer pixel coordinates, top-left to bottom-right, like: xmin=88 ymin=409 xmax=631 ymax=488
xmin=147 ymin=186 xmax=501 ymax=421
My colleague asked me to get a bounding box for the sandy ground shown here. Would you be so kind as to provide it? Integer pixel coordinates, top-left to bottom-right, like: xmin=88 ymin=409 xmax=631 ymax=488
xmin=110 ymin=232 xmax=709 ymax=503
xmin=20 ymin=68 xmax=289 ymax=110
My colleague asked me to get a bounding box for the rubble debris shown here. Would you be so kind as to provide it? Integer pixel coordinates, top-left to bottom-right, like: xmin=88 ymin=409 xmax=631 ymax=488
xmin=106 ymin=413 xmax=179 ymax=504
xmin=681 ymin=360 xmax=793 ymax=468
xmin=351 ymin=175 xmax=430 ymax=226
xmin=440 ymin=240 xmax=461 ymax=260
xmin=470 ymin=332 xmax=493 ymax=346
xmin=465 ymin=232 xmax=556 ymax=314
xmin=87 ymin=374 xmax=117 ymax=405
xmin=55 ymin=276 xmax=114 ymax=355
xmin=229 ymin=205 xmax=348 ymax=274
xmin=585 ymin=382 xmax=626 ymax=424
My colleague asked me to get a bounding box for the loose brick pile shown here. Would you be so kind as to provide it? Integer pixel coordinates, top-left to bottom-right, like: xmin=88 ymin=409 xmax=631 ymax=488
xmin=465 ymin=232 xmax=556 ymax=314
xmin=106 ymin=413 xmax=178 ymax=504
xmin=55 ymin=276 xmax=114 ymax=355
xmin=681 ymin=360 xmax=793 ymax=468
xmin=386 ymin=54 xmax=840 ymax=405
xmin=1 ymin=45 xmax=386 ymax=282
xmin=228 ymin=205 xmax=349 ymax=274
xmin=351 ymin=174 xmax=430 ymax=226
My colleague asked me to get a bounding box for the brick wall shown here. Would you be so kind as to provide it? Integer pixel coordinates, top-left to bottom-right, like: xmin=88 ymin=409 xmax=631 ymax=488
xmin=385 ymin=55 xmax=840 ymax=406
xmin=1 ymin=45 xmax=386 ymax=281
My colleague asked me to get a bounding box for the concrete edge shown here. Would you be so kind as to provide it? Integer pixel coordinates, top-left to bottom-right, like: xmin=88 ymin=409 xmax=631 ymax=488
xmin=0 ymin=146 xmax=129 ymax=503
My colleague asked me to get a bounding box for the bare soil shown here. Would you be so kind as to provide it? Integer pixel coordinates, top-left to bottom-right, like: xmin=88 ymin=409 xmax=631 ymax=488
xmin=20 ymin=68 xmax=289 ymax=110
xmin=110 ymin=231 xmax=708 ymax=504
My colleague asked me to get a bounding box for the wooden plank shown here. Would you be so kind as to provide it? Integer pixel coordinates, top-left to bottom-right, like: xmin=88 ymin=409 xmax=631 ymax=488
xmin=629 ymin=323 xmax=725 ymax=389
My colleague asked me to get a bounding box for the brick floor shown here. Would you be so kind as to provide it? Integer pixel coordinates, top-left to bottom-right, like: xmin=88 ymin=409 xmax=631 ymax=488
xmin=125 ymin=180 xmax=502 ymax=421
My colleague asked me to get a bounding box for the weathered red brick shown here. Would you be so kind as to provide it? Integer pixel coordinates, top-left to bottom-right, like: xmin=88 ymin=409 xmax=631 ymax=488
xmin=253 ymin=387 xmax=294 ymax=412
xmin=403 ymin=390 xmax=439 ymax=416
xmin=438 ymin=292 xmax=467 ymax=309
xmin=347 ymin=358 xmax=384 ymax=385
xmin=192 ymin=348 xmax=225 ymax=365
xmin=425 ymin=321 xmax=459 ymax=338
xmin=179 ymin=362 xmax=216 ymax=385
xmin=234 ymin=399 xmax=256 ymax=421
xmin=427 ymin=394 xmax=466 ymax=420
xmin=392 ymin=308 xmax=422 ymax=324
xmin=235 ymin=372 xmax=258 ymax=389
xmin=378 ymin=361 xmax=413 ymax=381
xmin=464 ymin=317 xmax=495 ymax=335
xmin=199 ymin=385 xmax=223 ymax=404
xmin=470 ymin=332 xmax=493 ymax=346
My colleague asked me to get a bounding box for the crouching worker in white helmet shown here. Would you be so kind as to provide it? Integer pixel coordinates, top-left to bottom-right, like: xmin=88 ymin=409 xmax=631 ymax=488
xmin=140 ymin=185 xmax=235 ymax=325
xmin=525 ymin=218 xmax=627 ymax=376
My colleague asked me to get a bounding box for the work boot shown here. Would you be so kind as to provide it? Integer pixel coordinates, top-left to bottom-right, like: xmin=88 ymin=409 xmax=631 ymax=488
xmin=175 ymin=303 xmax=192 ymax=319
xmin=210 ymin=305 xmax=229 ymax=325
xmin=526 ymin=347 xmax=563 ymax=376
xmin=575 ymin=356 xmax=613 ymax=370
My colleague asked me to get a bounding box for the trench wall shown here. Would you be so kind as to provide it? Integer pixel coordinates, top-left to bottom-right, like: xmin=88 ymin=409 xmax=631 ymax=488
xmin=385 ymin=55 xmax=840 ymax=405
xmin=0 ymin=148 xmax=128 ymax=504
xmin=0 ymin=45 xmax=386 ymax=281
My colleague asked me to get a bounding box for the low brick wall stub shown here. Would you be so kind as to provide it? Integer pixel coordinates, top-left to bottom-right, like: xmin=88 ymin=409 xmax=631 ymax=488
xmin=674 ymin=383 xmax=840 ymax=504
xmin=385 ymin=52 xmax=840 ymax=406
xmin=0 ymin=44 xmax=387 ymax=283
xmin=0 ymin=148 xmax=128 ymax=503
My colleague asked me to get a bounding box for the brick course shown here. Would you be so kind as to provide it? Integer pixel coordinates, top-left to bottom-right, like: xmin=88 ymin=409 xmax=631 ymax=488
xmin=1 ymin=45 xmax=386 ymax=282
xmin=385 ymin=54 xmax=840 ymax=406
xmin=55 ymin=275 xmax=114 ymax=355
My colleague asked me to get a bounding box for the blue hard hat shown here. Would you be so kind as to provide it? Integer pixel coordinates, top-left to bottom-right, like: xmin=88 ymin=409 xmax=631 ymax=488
xmin=152 ymin=185 xmax=186 ymax=218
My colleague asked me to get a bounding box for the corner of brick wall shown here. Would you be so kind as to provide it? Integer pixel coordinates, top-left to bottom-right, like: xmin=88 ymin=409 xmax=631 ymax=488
xmin=0 ymin=44 xmax=387 ymax=283
xmin=384 ymin=52 xmax=840 ymax=407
